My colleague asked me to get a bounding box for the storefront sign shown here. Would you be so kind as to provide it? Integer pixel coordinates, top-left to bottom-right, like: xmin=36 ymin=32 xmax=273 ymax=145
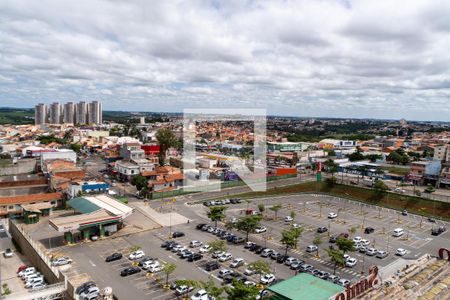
xmin=334 ymin=266 xmax=379 ymax=300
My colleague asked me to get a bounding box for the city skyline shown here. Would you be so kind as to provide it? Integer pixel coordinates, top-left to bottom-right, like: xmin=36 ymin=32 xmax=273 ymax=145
xmin=34 ymin=100 xmax=102 ymax=125
xmin=1 ymin=1 xmax=450 ymax=121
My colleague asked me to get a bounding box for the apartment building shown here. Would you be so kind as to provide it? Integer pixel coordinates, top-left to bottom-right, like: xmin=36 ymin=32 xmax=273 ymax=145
xmin=34 ymin=103 xmax=47 ymax=125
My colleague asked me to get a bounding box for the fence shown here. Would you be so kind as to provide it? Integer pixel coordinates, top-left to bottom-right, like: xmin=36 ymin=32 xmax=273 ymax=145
xmin=149 ymin=174 xmax=297 ymax=200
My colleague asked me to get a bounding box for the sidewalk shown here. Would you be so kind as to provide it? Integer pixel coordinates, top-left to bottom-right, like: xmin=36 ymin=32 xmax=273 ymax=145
xmin=131 ymin=202 xmax=191 ymax=227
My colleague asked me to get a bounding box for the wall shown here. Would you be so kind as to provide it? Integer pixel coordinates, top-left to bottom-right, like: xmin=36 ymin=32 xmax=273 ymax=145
xmin=0 ymin=158 xmax=36 ymax=176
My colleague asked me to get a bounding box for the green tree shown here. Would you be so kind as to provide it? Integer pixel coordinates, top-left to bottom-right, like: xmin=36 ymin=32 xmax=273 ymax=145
xmin=208 ymin=239 xmax=227 ymax=259
xmin=156 ymin=128 xmax=177 ymax=165
xmin=348 ymin=227 xmax=357 ymax=238
xmin=202 ymin=276 xmax=224 ymax=300
xmin=290 ymin=210 xmax=296 ymax=219
xmin=129 ymin=245 xmax=141 ymax=252
xmin=326 ymin=248 xmax=345 ymax=275
xmin=225 ymin=279 xmax=260 ymax=300
xmin=132 ymin=175 xmax=148 ymax=191
xmin=280 ymin=227 xmax=303 ymax=256
xmin=365 ymin=154 xmax=382 ymax=163
xmin=162 ymin=263 xmax=176 ymax=285
xmin=269 ymin=204 xmax=282 ymax=220
xmin=347 ymin=147 xmax=365 ymax=162
xmin=336 ymin=237 xmax=355 ymax=254
xmin=235 ymin=215 xmax=262 ymax=242
xmin=69 ymin=143 xmax=82 ymax=153
xmin=373 ymin=179 xmax=388 ymax=196
xmin=258 ymin=204 xmax=265 ymax=217
xmin=248 ymin=260 xmax=271 ymax=282
xmin=312 ymin=235 xmax=322 ymax=256
xmin=324 ymin=159 xmax=338 ymax=175
xmin=207 ymin=206 xmax=227 ymax=228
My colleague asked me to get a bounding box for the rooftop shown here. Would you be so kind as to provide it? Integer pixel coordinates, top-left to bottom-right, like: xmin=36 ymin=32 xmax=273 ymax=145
xmin=267 ymin=273 xmax=344 ymax=300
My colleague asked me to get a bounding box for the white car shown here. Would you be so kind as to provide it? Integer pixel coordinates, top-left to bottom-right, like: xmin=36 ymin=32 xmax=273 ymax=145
xmin=218 ymin=269 xmax=231 ymax=278
xmin=219 ymin=253 xmax=233 ymax=262
xmin=19 ymin=267 xmax=36 ymax=278
xmin=199 ymin=245 xmax=211 ymax=254
xmin=395 ymin=248 xmax=407 ymax=256
xmin=260 ymin=273 xmax=276 ymax=284
xmin=190 ymin=240 xmax=203 ymax=248
xmin=306 ymin=245 xmax=318 ymax=253
xmin=352 ymin=236 xmax=362 ymax=244
xmin=148 ymin=264 xmax=162 ymax=273
xmin=30 ymin=282 xmax=47 ymax=290
xmin=51 ymin=257 xmax=73 ymax=266
xmin=338 ymin=279 xmax=351 ymax=287
xmin=244 ymin=267 xmax=256 ymax=275
xmin=190 ymin=289 xmax=209 ymax=300
xmin=284 ymin=216 xmax=293 ymax=222
xmin=328 ymin=212 xmax=338 ymax=219
xmin=360 ymin=239 xmax=370 ymax=246
xmin=292 ymin=223 xmax=301 ymax=229
xmin=394 ymin=188 xmax=406 ymax=193
xmin=128 ymin=250 xmax=145 ymax=260
xmin=346 ymin=257 xmax=357 ymax=267
xmin=366 ymin=248 xmax=378 ymax=256
xmin=230 ymin=258 xmax=244 ymax=268
xmin=25 ymin=278 xmax=44 ymax=288
xmin=255 ymin=226 xmax=267 ymax=233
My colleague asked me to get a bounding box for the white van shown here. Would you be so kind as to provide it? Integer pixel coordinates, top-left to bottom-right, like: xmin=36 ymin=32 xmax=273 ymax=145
xmin=393 ymin=228 xmax=404 ymax=237
xmin=19 ymin=267 xmax=36 ymax=279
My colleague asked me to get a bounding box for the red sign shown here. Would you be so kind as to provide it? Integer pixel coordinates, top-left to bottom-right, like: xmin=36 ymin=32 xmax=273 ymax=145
xmin=439 ymin=248 xmax=450 ymax=261
xmin=334 ymin=266 xmax=378 ymax=300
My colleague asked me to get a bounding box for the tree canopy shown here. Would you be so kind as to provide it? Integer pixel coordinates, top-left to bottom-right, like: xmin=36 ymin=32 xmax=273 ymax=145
xmin=207 ymin=206 xmax=227 ymax=228
xmin=280 ymin=227 xmax=303 ymax=256
xmin=156 ymin=128 xmax=177 ymax=165
xmin=235 ymin=215 xmax=262 ymax=241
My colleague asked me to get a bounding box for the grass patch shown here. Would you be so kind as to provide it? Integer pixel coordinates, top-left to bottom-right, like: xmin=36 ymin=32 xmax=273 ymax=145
xmin=220 ymin=182 xmax=450 ymax=221
xmin=381 ymin=166 xmax=411 ymax=175
xmin=114 ymin=196 xmax=128 ymax=204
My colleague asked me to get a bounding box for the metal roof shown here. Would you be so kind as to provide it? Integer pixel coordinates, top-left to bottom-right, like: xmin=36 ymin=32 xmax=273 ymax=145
xmin=267 ymin=273 xmax=344 ymax=300
xmin=68 ymin=197 xmax=101 ymax=214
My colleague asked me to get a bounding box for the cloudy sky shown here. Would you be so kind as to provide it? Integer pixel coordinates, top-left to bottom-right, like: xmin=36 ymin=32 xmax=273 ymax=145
xmin=1 ymin=0 xmax=450 ymax=121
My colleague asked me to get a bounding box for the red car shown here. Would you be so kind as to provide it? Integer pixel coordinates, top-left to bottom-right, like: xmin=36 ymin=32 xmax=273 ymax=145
xmin=17 ymin=264 xmax=28 ymax=273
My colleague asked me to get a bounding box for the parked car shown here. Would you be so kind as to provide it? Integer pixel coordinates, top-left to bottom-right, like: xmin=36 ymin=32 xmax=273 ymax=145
xmin=219 ymin=253 xmax=233 ymax=262
xmin=190 ymin=240 xmax=203 ymax=248
xmin=244 ymin=267 xmax=256 ymax=275
xmin=187 ymin=253 xmax=203 ymax=262
xmin=232 ymin=236 xmax=245 ymax=244
xmin=175 ymin=285 xmax=194 ymax=295
xmin=204 ymin=261 xmax=220 ymax=271
xmin=352 ymin=236 xmax=362 ymax=244
xmin=395 ymin=248 xmax=407 ymax=256
xmin=338 ymin=279 xmax=351 ymax=287
xmin=329 ymin=235 xmax=338 ymax=243
xmin=401 ymin=210 xmax=408 ymax=216
xmin=346 ymin=257 xmax=357 ymax=267
xmin=317 ymin=227 xmax=328 ymax=233
xmin=393 ymin=228 xmax=404 ymax=237
xmin=306 ymin=245 xmax=318 ymax=253
xmin=260 ymin=273 xmax=276 ymax=284
xmin=51 ymin=257 xmax=73 ymax=266
xmin=328 ymin=212 xmax=337 ymax=219
xmin=431 ymin=226 xmax=446 ymax=236
xmin=105 ymin=252 xmax=122 ymax=262
xmin=190 ymin=289 xmax=209 ymax=300
xmin=376 ymin=250 xmax=388 ymax=259
xmin=19 ymin=267 xmax=36 ymax=278
xmin=366 ymin=248 xmax=378 ymax=256
xmin=218 ymin=269 xmax=231 ymax=278
xmin=284 ymin=216 xmax=293 ymax=222
xmin=270 ymin=251 xmax=281 ymax=260
xmin=80 ymin=286 xmax=100 ymax=299
xmin=199 ymin=245 xmax=211 ymax=254
xmin=277 ymin=255 xmax=289 ymax=264
xmin=255 ymin=226 xmax=267 ymax=233
xmin=129 ymin=250 xmax=145 ymax=260
xmin=244 ymin=242 xmax=256 ymax=249
xmin=75 ymin=281 xmax=96 ymax=295
xmin=120 ymin=266 xmax=141 ymax=276
xmin=284 ymin=257 xmax=298 ymax=266
xmin=364 ymin=227 xmax=375 ymax=234
xmin=230 ymin=258 xmax=245 ymax=268
xmin=261 ymin=248 xmax=273 ymax=257
xmin=328 ymin=275 xmax=340 ymax=283
xmin=172 ymin=231 xmax=185 ymax=238
xmin=3 ymin=248 xmax=13 ymax=258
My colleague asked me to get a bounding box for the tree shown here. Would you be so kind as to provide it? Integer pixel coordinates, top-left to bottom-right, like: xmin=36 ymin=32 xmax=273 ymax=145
xmin=336 ymin=237 xmax=355 ymax=254
xmin=156 ymin=128 xmax=177 ymax=165
xmin=235 ymin=215 xmax=262 ymax=242
xmin=280 ymin=227 xmax=303 ymax=256
xmin=207 ymin=206 xmax=227 ymax=228
xmin=312 ymin=236 xmax=322 ymax=257
xmin=348 ymin=227 xmax=357 ymax=238
xmin=325 ymin=176 xmax=337 ymax=187
xmin=132 ymin=175 xmax=148 ymax=191
xmin=324 ymin=159 xmax=338 ymax=175
xmin=387 ymin=148 xmax=409 ymax=165
xmin=290 ymin=210 xmax=296 ymax=219
xmin=225 ymin=220 xmax=235 ymax=232
xmin=129 ymin=245 xmax=141 ymax=252
xmin=269 ymin=204 xmax=282 ymax=220
xmin=225 ymin=279 xmax=260 ymax=300
xmin=365 ymin=154 xmax=382 ymax=163
xmin=248 ymin=260 xmax=271 ymax=282
xmin=208 ymin=239 xmax=227 ymax=259
xmin=258 ymin=204 xmax=265 ymax=217
xmin=326 ymin=248 xmax=345 ymax=275
xmin=373 ymin=179 xmax=388 ymax=196
xmin=202 ymin=277 xmax=224 ymax=300
xmin=70 ymin=143 xmax=82 ymax=153
xmin=162 ymin=263 xmax=176 ymax=285
xmin=347 ymin=147 xmax=365 ymax=162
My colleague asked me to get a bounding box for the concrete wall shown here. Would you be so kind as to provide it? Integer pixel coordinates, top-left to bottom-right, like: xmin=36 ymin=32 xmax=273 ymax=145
xmin=8 ymin=219 xmax=60 ymax=284
xmin=0 ymin=158 xmax=36 ymax=176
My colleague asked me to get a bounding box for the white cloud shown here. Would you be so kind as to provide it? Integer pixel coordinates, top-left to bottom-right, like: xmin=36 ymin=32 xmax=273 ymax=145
xmin=0 ymin=0 xmax=449 ymax=120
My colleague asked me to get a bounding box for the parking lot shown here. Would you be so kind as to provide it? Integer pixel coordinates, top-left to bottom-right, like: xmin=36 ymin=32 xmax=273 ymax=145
xmin=44 ymin=193 xmax=449 ymax=300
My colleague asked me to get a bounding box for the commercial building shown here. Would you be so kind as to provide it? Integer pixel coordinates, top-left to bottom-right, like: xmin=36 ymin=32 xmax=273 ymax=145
xmin=34 ymin=103 xmax=47 ymax=125
xmin=69 ymin=181 xmax=110 ymax=198
xmin=407 ymin=160 xmax=442 ymax=185
xmin=0 ymin=192 xmax=62 ymax=219
xmin=318 ymin=139 xmax=358 ymax=149
xmin=268 ymin=141 xmax=310 ymax=152
xmin=49 ymin=194 xmax=133 ymax=243
xmin=63 ymin=102 xmax=75 ymax=124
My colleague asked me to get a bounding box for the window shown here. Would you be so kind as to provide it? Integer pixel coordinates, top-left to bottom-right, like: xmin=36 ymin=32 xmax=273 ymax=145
xmin=8 ymin=205 xmax=14 ymax=210
xmin=131 ymin=170 xmax=135 ymax=174
xmin=51 ymin=201 xmax=56 ymax=205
